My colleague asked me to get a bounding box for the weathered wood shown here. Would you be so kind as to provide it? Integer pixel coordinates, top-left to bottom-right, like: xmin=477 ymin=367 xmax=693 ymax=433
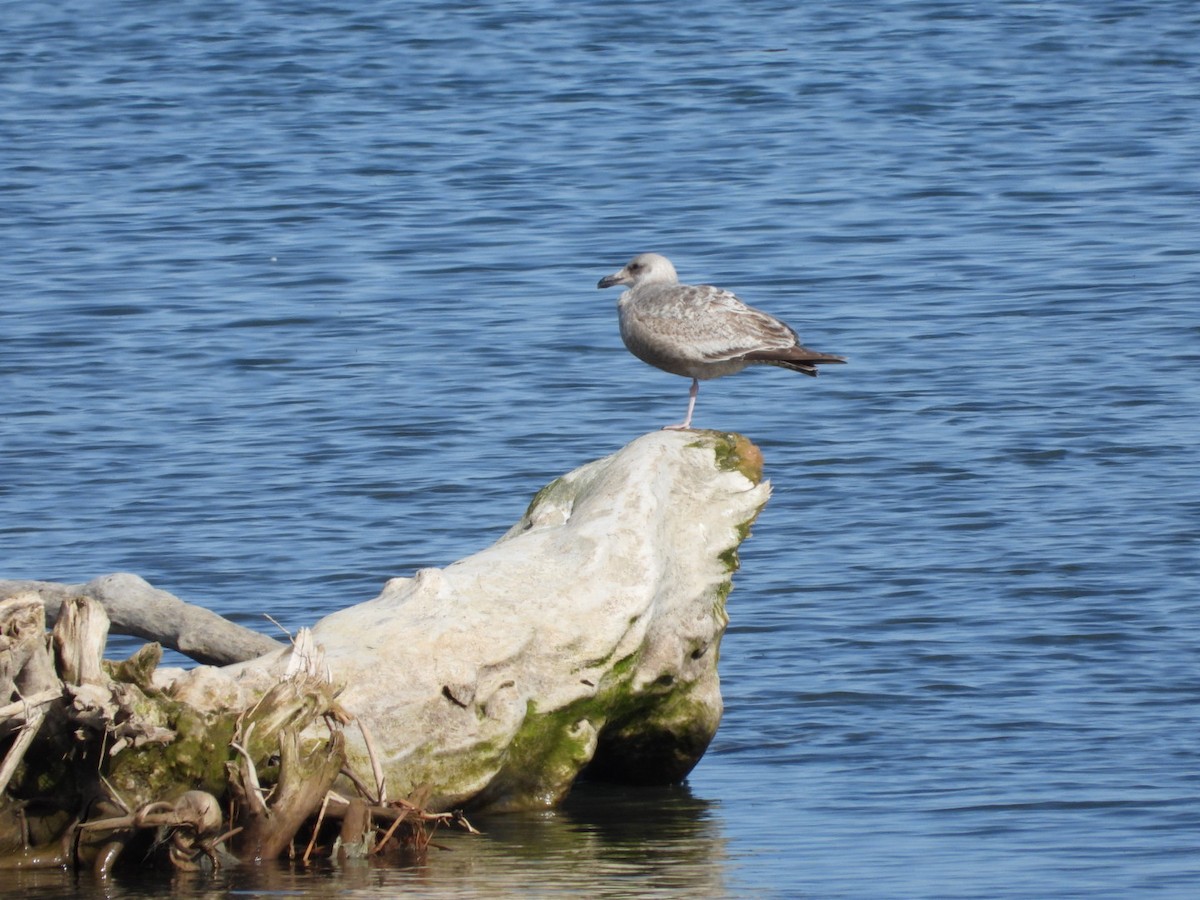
xmin=0 ymin=579 xmax=460 ymax=872
xmin=234 ymin=728 xmax=345 ymax=862
xmin=0 ymin=574 xmax=282 ymax=666
xmin=0 ymin=705 xmax=47 ymax=796
xmin=0 ymin=598 xmax=66 ymax=798
xmin=15 ymin=635 xmax=58 ymax=699
xmin=52 ymin=595 xmax=109 ymax=686
xmin=0 ymin=689 xmax=61 ymax=729
xmin=0 ymin=596 xmax=53 ymax=700
xmin=0 ymin=691 xmax=62 ymax=801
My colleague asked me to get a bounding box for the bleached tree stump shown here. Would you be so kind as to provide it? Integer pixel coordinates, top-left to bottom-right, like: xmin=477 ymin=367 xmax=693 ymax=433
xmin=1 ymin=430 xmax=769 ymax=874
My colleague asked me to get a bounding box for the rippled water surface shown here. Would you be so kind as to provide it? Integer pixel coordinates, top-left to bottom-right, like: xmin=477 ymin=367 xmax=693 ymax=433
xmin=3 ymin=1 xmax=1199 ymax=897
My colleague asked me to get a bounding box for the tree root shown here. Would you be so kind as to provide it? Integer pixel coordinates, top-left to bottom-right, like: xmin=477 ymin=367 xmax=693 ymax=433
xmin=77 ymin=790 xmax=227 ymax=875
xmin=1 ymin=597 xmax=478 ymax=878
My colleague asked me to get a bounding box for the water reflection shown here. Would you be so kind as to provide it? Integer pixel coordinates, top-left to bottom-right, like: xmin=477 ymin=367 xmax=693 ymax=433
xmin=362 ymin=782 xmax=730 ymax=898
xmin=3 ymin=783 xmax=730 ymax=899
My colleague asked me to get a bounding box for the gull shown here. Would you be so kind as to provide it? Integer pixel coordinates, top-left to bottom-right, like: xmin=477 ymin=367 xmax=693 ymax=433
xmin=598 ymin=253 xmax=846 ymax=429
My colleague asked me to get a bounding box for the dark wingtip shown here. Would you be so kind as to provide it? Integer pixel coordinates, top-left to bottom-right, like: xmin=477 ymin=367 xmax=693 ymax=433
xmin=743 ymin=350 xmax=847 ymax=373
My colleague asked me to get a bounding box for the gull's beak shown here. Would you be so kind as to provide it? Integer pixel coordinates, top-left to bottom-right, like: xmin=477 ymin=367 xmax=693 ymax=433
xmin=597 ymin=267 xmax=629 ymax=289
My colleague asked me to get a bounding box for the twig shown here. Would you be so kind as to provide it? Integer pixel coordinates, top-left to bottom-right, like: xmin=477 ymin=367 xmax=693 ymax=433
xmin=338 ymin=765 xmax=375 ymax=802
xmin=302 ymin=791 xmax=332 ymax=864
xmin=230 ymin=742 xmax=269 ymax=817
xmin=370 ymin=806 xmax=410 ymax=854
xmin=357 ymin=718 xmax=387 ymax=805
xmin=98 ymin=774 xmax=132 ymax=814
xmin=263 ymin=614 xmax=293 ymax=641
xmin=452 ymin=810 xmax=482 ymax=835
xmin=229 ymin=722 xmax=269 ymax=818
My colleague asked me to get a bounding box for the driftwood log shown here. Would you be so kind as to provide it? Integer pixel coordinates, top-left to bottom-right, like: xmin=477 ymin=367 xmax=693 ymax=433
xmin=1 ymin=430 xmax=768 ymax=875
xmin=0 ymin=574 xmax=280 ymax=667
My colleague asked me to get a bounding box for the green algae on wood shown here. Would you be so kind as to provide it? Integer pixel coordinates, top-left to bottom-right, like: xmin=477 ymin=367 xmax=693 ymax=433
xmin=692 ymin=430 xmax=765 ymax=484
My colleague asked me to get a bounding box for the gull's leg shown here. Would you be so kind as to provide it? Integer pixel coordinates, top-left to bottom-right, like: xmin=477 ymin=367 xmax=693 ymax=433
xmin=663 ymin=378 xmax=699 ymax=431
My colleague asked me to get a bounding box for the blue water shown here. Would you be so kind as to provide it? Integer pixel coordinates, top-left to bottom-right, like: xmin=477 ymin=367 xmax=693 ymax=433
xmin=3 ymin=1 xmax=1199 ymax=896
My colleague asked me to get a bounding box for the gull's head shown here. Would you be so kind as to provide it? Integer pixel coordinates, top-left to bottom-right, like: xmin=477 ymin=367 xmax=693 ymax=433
xmin=597 ymin=253 xmax=679 ymax=290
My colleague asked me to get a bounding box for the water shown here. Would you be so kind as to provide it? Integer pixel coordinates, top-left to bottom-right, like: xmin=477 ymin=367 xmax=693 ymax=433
xmin=2 ymin=0 xmax=1199 ymax=896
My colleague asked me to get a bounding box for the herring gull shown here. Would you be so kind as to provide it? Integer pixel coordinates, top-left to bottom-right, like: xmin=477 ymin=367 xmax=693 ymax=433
xmin=598 ymin=253 xmax=846 ymax=429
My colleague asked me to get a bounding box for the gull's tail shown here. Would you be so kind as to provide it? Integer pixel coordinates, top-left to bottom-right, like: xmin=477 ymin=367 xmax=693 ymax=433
xmin=744 ymin=345 xmax=847 ymax=377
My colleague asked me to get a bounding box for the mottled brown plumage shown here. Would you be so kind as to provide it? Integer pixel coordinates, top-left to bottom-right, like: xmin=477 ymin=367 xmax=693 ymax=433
xmin=598 ymin=253 xmax=845 ymax=429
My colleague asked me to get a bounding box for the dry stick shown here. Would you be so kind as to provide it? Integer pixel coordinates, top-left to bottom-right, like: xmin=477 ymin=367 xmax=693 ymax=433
xmin=453 ymin=810 xmax=482 ymax=836
xmin=230 ymin=743 xmax=269 ymax=817
xmin=2 ymin=575 xmax=282 ymax=666
xmin=0 ymin=689 xmax=61 ymax=727
xmin=263 ymin=614 xmax=293 ymax=641
xmin=97 ymin=775 xmax=131 ymax=814
xmin=371 ymin=807 xmax=411 ymax=855
xmin=0 ymin=705 xmax=47 ymax=795
xmin=95 ymin=726 xmax=110 ymax=771
xmin=357 ymin=719 xmax=387 ymax=805
xmin=229 ymin=726 xmax=270 ymax=819
xmin=302 ymin=792 xmax=333 ymax=864
xmin=338 ymin=764 xmax=376 ymax=802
